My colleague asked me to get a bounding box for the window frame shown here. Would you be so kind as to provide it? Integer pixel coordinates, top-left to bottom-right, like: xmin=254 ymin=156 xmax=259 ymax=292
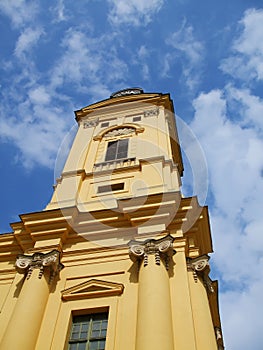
xmin=97 ymin=183 xmax=125 ymax=194
xmin=68 ymin=312 xmax=108 ymax=350
xmin=101 ymin=122 xmax=110 ymax=128
xmin=105 ymin=138 xmax=129 ymax=162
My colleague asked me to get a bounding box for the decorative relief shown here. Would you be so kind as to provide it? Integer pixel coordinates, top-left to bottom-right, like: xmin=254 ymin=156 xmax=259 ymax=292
xmin=144 ymin=108 xmax=159 ymax=117
xmin=15 ymin=250 xmax=64 ymax=284
xmin=93 ymin=123 xmax=144 ymax=141
xmin=104 ymin=127 xmax=135 ymax=138
xmin=215 ymin=327 xmax=222 ymax=341
xmin=187 ymin=255 xmax=214 ymax=293
xmin=83 ymin=119 xmax=99 ymax=128
xmin=215 ymin=327 xmax=224 ymax=350
xmin=129 ymin=235 xmax=175 ymax=270
xmin=192 ymin=257 xmax=209 ymax=272
xmin=110 ymin=88 xmax=143 ymax=98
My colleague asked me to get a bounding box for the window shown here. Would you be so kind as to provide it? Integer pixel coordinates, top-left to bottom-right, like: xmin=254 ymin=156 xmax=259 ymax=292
xmin=98 ymin=183 xmax=124 ymax=193
xmin=68 ymin=312 xmax=108 ymax=350
xmin=105 ymin=139 xmax=128 ymax=161
xmin=132 ymin=116 xmax=141 ymax=122
xmin=101 ymin=122 xmax=109 ymax=128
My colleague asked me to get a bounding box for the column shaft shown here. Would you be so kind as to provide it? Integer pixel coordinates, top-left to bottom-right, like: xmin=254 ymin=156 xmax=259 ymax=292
xmin=188 ymin=272 xmax=218 ymax=350
xmin=136 ymin=255 xmax=174 ymax=350
xmin=0 ymin=268 xmax=50 ymax=350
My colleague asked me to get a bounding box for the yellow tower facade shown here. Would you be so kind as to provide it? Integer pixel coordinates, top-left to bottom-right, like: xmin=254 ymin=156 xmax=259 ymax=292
xmin=0 ymin=89 xmax=224 ymax=350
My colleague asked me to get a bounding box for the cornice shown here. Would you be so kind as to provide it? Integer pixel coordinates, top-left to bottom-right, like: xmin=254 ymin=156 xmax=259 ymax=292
xmin=75 ymin=93 xmax=173 ymax=121
xmin=0 ymin=193 xmax=213 ymax=258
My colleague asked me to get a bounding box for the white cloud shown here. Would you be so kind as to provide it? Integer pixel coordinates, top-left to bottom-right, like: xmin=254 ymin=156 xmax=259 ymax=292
xmin=28 ymin=86 xmax=51 ymax=105
xmin=107 ymin=0 xmax=164 ymax=26
xmin=0 ymin=27 xmax=130 ymax=169
xmin=220 ymin=8 xmax=263 ymax=81
xmin=0 ymin=88 xmax=72 ymax=169
xmin=161 ymin=53 xmax=174 ymax=78
xmin=14 ymin=27 xmax=44 ymax=59
xmin=189 ymin=88 xmax=263 ymax=348
xmin=0 ymin=0 xmax=38 ymax=28
xmin=234 ymin=9 xmax=263 ymax=54
xmin=166 ymin=22 xmax=204 ymax=89
xmin=50 ymin=28 xmax=128 ymax=100
xmin=131 ymin=45 xmax=150 ymax=81
xmin=221 ymin=275 xmax=263 ymax=350
xmin=226 ymin=85 xmax=263 ymax=133
xmin=191 ymin=89 xmax=263 ymax=225
xmin=50 ymin=0 xmax=68 ymax=23
xmin=167 ymin=25 xmax=203 ymax=64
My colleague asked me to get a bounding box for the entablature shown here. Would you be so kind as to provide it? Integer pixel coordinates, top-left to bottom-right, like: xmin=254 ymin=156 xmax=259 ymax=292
xmin=0 ymin=192 xmax=213 ymax=263
xmin=75 ymin=93 xmax=174 ymax=121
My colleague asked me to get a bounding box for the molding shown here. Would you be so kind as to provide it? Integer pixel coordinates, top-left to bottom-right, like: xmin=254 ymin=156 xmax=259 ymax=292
xmin=74 ymin=93 xmax=170 ymax=121
xmin=61 ymin=279 xmax=124 ymax=301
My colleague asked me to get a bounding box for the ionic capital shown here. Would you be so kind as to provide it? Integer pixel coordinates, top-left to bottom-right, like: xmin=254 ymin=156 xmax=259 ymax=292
xmin=128 ymin=235 xmax=176 ymax=269
xmin=191 ymin=256 xmax=210 ymax=272
xmin=15 ymin=250 xmax=64 ymax=283
xmin=187 ymin=255 xmax=214 ymax=293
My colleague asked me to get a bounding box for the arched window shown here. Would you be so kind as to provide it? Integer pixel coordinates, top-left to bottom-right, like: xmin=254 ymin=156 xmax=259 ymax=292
xmin=93 ymin=124 xmax=144 ymax=168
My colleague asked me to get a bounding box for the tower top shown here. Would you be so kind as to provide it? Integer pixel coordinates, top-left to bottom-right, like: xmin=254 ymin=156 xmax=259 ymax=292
xmin=110 ymin=87 xmax=144 ymax=98
xmin=75 ymin=91 xmax=174 ymax=122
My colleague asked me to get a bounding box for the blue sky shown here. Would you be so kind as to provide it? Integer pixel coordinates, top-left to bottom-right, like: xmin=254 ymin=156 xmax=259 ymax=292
xmin=1 ymin=1 xmax=263 ymax=348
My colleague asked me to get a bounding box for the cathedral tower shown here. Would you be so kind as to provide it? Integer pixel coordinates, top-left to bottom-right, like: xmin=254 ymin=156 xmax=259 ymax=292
xmin=0 ymin=89 xmax=224 ymax=350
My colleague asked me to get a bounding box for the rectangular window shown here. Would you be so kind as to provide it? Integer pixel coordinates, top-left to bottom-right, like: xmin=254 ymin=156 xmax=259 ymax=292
xmin=105 ymin=139 xmax=128 ymax=161
xmin=133 ymin=116 xmax=141 ymax=122
xmin=97 ymin=183 xmax=124 ymax=194
xmin=68 ymin=312 xmax=108 ymax=350
xmin=101 ymin=122 xmax=109 ymax=128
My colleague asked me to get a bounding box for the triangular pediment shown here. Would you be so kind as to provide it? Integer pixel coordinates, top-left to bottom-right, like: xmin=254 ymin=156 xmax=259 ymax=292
xmin=61 ymin=279 xmax=124 ymax=301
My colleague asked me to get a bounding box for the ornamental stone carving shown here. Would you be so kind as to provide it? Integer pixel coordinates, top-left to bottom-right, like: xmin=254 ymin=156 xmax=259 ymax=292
xmin=15 ymin=250 xmax=64 ymax=283
xmin=187 ymin=255 xmax=214 ymax=293
xmin=110 ymin=88 xmax=143 ymax=98
xmin=128 ymin=235 xmax=175 ymax=270
xmin=144 ymin=108 xmax=159 ymax=117
xmin=192 ymin=257 xmax=209 ymax=272
xmin=104 ymin=127 xmax=135 ymax=138
xmin=83 ymin=119 xmax=99 ymax=128
xmin=215 ymin=327 xmax=222 ymax=341
xmin=215 ymin=327 xmax=224 ymax=350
